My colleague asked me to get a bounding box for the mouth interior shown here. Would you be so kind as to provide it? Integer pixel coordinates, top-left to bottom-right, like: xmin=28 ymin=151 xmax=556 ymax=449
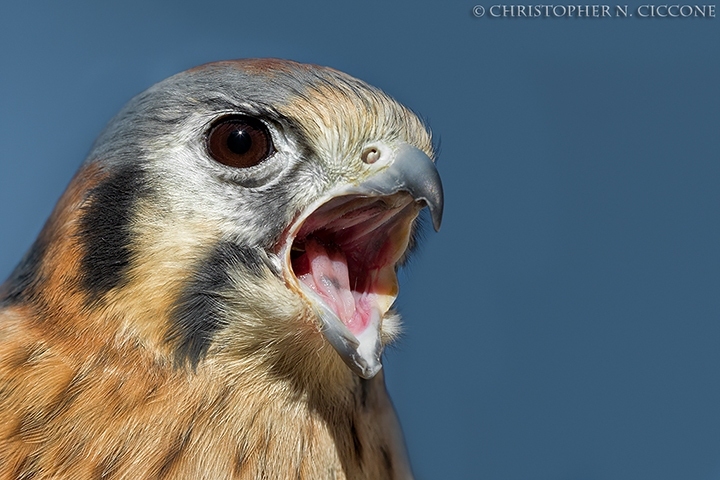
xmin=289 ymin=195 xmax=417 ymax=336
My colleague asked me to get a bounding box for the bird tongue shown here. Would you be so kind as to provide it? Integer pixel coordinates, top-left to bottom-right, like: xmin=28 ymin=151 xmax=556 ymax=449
xmin=297 ymin=238 xmax=372 ymax=335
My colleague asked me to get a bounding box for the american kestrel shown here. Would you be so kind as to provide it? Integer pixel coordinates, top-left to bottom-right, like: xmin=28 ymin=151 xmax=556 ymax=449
xmin=0 ymin=59 xmax=443 ymax=479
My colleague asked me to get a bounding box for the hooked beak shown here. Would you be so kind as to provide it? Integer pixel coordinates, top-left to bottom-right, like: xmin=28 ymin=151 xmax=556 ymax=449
xmin=281 ymin=143 xmax=443 ymax=378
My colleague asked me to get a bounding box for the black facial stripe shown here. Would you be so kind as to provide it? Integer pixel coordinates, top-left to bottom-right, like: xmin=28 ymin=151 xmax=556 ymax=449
xmin=169 ymin=242 xmax=267 ymax=368
xmin=77 ymin=165 xmax=149 ymax=302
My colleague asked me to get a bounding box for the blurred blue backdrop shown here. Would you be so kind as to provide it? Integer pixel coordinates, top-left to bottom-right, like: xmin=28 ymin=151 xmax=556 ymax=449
xmin=1 ymin=1 xmax=719 ymax=478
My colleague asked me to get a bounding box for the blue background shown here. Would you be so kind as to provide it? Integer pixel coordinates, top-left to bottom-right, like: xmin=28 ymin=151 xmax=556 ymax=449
xmin=1 ymin=1 xmax=719 ymax=478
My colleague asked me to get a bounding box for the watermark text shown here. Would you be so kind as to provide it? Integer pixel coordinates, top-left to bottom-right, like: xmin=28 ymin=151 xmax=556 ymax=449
xmin=471 ymin=4 xmax=716 ymax=17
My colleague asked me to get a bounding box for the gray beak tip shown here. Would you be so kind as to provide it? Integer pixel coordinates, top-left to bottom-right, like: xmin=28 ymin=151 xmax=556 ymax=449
xmin=431 ymin=208 xmax=443 ymax=232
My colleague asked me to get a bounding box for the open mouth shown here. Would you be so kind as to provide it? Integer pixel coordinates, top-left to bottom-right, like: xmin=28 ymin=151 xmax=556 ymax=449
xmin=278 ymin=142 xmax=443 ymax=378
xmin=290 ymin=194 xmax=418 ymax=333
xmin=280 ymin=192 xmax=420 ymax=377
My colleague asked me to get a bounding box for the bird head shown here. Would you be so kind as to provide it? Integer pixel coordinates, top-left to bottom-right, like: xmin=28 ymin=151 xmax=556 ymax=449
xmin=2 ymin=59 xmax=443 ymax=382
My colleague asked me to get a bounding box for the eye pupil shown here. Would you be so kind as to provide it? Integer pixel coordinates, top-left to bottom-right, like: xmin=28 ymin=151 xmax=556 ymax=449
xmin=227 ymin=128 xmax=252 ymax=155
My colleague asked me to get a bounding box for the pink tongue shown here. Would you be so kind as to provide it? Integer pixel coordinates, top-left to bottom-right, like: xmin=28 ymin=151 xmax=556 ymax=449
xmin=298 ymin=239 xmax=370 ymax=335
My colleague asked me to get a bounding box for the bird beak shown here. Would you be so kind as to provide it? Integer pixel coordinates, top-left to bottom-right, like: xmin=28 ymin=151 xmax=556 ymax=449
xmin=281 ymin=143 xmax=443 ymax=378
xmin=344 ymin=143 xmax=444 ymax=232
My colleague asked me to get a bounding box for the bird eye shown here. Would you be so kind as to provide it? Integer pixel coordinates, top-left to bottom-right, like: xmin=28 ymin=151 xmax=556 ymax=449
xmin=207 ymin=116 xmax=275 ymax=168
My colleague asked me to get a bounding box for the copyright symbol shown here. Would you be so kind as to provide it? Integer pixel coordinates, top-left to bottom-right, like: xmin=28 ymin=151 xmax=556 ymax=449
xmin=472 ymin=5 xmax=485 ymax=16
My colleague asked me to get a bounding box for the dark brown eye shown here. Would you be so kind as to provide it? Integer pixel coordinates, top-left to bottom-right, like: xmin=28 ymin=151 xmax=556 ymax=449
xmin=207 ymin=116 xmax=274 ymax=168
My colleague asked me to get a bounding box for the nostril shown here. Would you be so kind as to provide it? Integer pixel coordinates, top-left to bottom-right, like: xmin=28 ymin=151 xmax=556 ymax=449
xmin=361 ymin=147 xmax=381 ymax=164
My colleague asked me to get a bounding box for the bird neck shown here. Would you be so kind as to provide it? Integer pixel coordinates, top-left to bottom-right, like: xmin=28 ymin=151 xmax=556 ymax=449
xmin=0 ymin=163 xmax=414 ymax=478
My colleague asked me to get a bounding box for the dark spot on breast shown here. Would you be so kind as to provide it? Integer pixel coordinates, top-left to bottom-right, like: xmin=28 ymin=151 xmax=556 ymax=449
xmin=14 ymin=454 xmax=40 ymax=480
xmin=53 ymin=369 xmax=87 ymax=415
xmin=77 ymin=165 xmax=150 ymax=301
xmin=2 ymin=345 xmax=34 ymax=369
xmin=157 ymin=427 xmax=193 ymax=478
xmin=168 ymin=242 xmax=268 ymax=368
xmin=18 ymin=410 xmax=47 ymax=443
